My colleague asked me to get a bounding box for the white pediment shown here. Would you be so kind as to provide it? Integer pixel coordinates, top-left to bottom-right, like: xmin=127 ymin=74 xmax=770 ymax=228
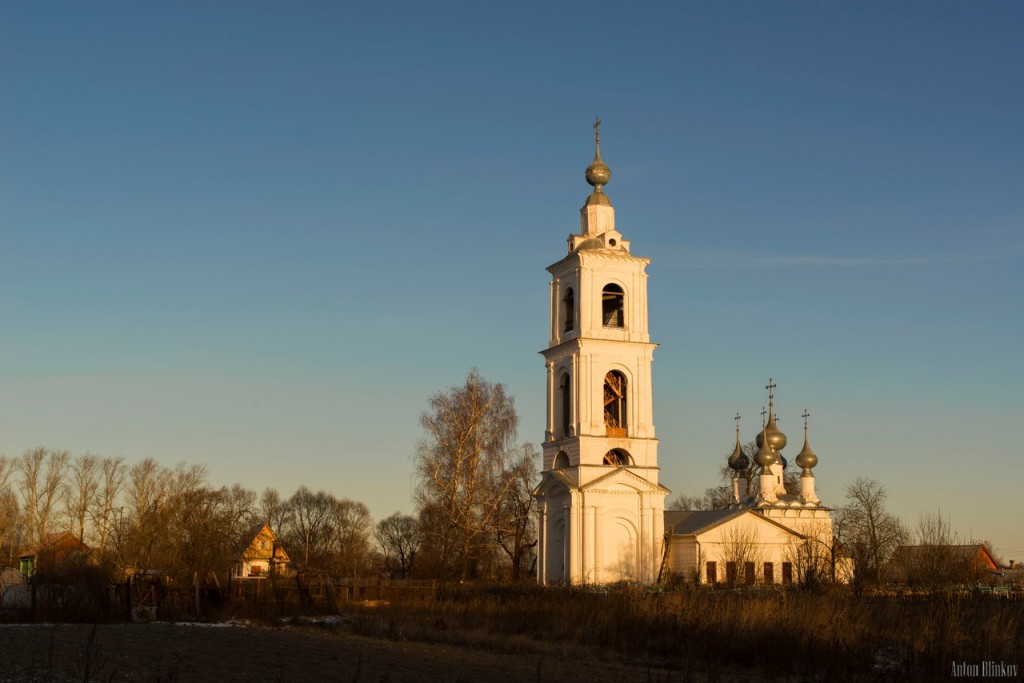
xmin=579 ymin=467 xmax=670 ymax=494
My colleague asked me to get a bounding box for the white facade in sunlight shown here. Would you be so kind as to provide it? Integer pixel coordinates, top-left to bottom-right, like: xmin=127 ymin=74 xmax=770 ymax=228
xmin=534 ymin=127 xmax=669 ymax=585
xmin=534 ymin=128 xmax=848 ymax=586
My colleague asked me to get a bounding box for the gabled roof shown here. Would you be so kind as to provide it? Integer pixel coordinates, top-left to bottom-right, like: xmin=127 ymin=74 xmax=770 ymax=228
xmin=891 ymin=544 xmax=999 ymax=570
xmin=664 ymin=508 xmax=806 ymax=539
xmin=235 ymin=523 xmax=280 ymax=560
xmin=533 ymin=469 xmax=577 ymax=496
xmin=18 ymin=532 xmax=90 ymax=560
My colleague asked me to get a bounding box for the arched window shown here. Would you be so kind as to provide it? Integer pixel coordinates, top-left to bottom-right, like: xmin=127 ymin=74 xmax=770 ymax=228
xmin=553 ymin=451 xmax=570 ymax=469
xmin=602 ymin=284 xmax=624 ymax=328
xmin=563 ymin=288 xmax=575 ymax=333
xmin=603 ymin=371 xmax=627 ymax=437
xmin=559 ymin=372 xmax=571 ymax=438
xmin=603 ymin=448 xmax=631 ymax=466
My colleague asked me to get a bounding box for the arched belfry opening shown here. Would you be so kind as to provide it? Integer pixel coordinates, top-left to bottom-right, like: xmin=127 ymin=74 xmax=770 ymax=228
xmin=563 ymin=287 xmax=575 ymax=333
xmin=602 ymin=284 xmax=624 ymax=327
xmin=553 ymin=451 xmax=570 ymax=469
xmin=604 ymin=370 xmax=627 ymax=437
xmin=559 ymin=372 xmax=571 ymax=438
xmin=603 ymin=449 xmax=631 ymax=466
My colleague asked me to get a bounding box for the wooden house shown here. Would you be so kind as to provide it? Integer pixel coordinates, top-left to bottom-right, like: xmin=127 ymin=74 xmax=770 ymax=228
xmin=232 ymin=523 xmax=292 ymax=579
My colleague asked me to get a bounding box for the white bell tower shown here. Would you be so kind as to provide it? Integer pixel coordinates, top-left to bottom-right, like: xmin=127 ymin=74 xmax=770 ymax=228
xmin=534 ymin=122 xmax=669 ymax=585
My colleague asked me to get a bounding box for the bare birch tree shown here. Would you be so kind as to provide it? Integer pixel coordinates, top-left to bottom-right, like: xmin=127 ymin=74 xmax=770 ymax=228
xmin=62 ymin=453 xmax=100 ymax=543
xmin=414 ymin=369 xmax=532 ymax=580
xmin=0 ymin=455 xmax=14 ymax=494
xmin=494 ymin=444 xmax=538 ymax=581
xmin=18 ymin=448 xmax=70 ymax=543
xmin=92 ymin=456 xmax=126 ymax=556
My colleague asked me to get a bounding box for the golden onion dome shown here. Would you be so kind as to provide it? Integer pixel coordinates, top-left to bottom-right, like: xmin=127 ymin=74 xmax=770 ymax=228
xmin=585 ymin=117 xmax=611 ymax=192
xmin=586 ymin=147 xmax=611 ymax=191
xmin=755 ymin=409 xmax=787 ymax=452
xmin=753 ymin=432 xmax=777 ymax=469
xmin=795 ymin=425 xmax=818 ymax=472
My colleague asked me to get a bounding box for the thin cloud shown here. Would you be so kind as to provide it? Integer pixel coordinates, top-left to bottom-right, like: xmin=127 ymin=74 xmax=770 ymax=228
xmin=651 ymin=244 xmax=1024 ymax=270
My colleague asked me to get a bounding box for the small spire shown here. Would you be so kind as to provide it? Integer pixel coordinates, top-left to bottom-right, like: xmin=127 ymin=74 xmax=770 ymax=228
xmin=757 ymin=377 xmax=787 ymax=451
xmin=585 ymin=117 xmax=612 ymax=197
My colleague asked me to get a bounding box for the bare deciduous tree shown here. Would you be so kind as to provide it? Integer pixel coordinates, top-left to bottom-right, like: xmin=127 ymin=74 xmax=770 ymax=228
xmin=62 ymin=453 xmax=100 ymax=543
xmin=0 ymin=488 xmax=23 ymax=565
xmin=374 ymin=512 xmax=421 ymax=579
xmin=92 ymin=456 xmax=126 ymax=557
xmin=18 ymin=447 xmax=70 ymax=543
xmin=283 ymin=486 xmax=335 ymax=567
xmin=838 ymin=477 xmax=907 ymax=588
xmin=329 ymin=498 xmax=372 ymax=577
xmin=494 ymin=444 xmax=538 ymax=581
xmin=259 ymin=487 xmax=288 ymax=533
xmin=414 ymin=369 xmax=532 ymax=580
xmin=720 ymin=524 xmax=765 ymax=585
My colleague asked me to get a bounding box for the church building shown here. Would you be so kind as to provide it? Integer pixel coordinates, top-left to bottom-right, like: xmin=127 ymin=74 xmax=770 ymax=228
xmin=534 ymin=125 xmax=843 ymax=586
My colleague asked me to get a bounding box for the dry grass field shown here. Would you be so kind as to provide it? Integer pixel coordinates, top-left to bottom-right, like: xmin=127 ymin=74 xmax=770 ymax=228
xmin=1 ymin=584 xmax=1020 ymax=682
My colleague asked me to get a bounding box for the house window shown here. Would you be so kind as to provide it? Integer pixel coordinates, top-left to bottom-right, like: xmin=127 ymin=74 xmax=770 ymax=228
xmin=563 ymin=288 xmax=575 ymax=332
xmin=706 ymin=562 xmax=717 ymax=584
xmin=782 ymin=562 xmax=793 ymax=585
xmin=560 ymin=373 xmax=571 ymax=438
xmin=602 ymin=284 xmax=624 ymax=327
xmin=603 ymin=371 xmax=627 ymax=437
xmin=744 ymin=562 xmax=756 ymax=585
xmin=726 ymin=562 xmax=737 ymax=585
xmin=764 ymin=562 xmax=774 ymax=584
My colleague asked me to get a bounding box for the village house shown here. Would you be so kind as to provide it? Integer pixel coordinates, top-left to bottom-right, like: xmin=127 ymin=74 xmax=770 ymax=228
xmin=17 ymin=532 xmax=91 ymax=579
xmin=886 ymin=543 xmax=1000 ymax=586
xmin=231 ymin=523 xmax=292 ymax=580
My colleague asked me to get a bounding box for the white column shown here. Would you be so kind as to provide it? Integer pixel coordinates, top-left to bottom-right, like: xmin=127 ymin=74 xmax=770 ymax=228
xmin=549 ymin=279 xmax=557 ymax=345
xmin=537 ymin=507 xmax=547 ymax=585
xmin=562 ymin=505 xmax=571 ymax=583
xmin=545 ymin=361 xmax=555 ymax=442
xmin=593 ymin=507 xmax=603 ymax=583
xmin=569 ymin=498 xmax=580 ymax=584
xmin=570 ymin=354 xmax=579 ymax=438
xmin=642 ymin=504 xmax=653 ymax=582
xmin=583 ymin=505 xmax=594 ymax=583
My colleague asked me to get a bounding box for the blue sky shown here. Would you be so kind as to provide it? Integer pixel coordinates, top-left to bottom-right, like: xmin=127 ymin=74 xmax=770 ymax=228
xmin=2 ymin=3 xmax=1022 ymax=559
